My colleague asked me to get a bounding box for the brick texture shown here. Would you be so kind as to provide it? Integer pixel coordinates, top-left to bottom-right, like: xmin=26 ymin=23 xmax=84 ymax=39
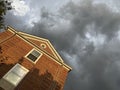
xmin=0 ymin=30 xmax=70 ymax=90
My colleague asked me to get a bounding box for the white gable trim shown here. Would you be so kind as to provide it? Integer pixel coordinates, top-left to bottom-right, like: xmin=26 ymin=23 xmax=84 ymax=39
xmin=18 ymin=31 xmax=64 ymax=62
xmin=6 ymin=26 xmax=72 ymax=71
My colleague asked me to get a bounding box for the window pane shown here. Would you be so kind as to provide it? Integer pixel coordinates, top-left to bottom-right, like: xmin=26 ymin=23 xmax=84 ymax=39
xmin=4 ymin=64 xmax=29 ymax=86
xmin=26 ymin=49 xmax=42 ymax=62
xmin=12 ymin=65 xmax=28 ymax=77
xmin=31 ymin=50 xmax=40 ymax=57
xmin=5 ymin=72 xmax=21 ymax=85
xmin=27 ymin=54 xmax=37 ymax=61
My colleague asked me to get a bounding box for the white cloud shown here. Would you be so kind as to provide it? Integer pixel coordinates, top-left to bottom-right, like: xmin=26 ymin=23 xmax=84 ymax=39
xmin=11 ymin=0 xmax=30 ymax=16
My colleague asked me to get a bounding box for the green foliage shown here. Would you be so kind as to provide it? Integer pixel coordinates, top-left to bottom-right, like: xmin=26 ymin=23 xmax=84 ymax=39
xmin=0 ymin=0 xmax=12 ymax=29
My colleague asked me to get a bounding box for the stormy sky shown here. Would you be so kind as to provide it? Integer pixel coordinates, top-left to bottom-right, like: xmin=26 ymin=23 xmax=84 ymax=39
xmin=3 ymin=0 xmax=120 ymax=90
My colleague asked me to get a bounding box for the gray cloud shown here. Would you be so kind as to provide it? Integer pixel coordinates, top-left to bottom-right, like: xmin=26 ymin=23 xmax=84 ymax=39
xmin=4 ymin=11 xmax=29 ymax=31
xmin=29 ymin=1 xmax=120 ymax=90
xmin=4 ymin=0 xmax=120 ymax=90
xmin=59 ymin=0 xmax=120 ymax=39
xmin=64 ymin=39 xmax=120 ymax=90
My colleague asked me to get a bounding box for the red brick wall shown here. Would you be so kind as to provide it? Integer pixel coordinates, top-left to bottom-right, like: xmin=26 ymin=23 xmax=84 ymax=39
xmin=0 ymin=30 xmax=69 ymax=90
xmin=27 ymin=38 xmax=55 ymax=57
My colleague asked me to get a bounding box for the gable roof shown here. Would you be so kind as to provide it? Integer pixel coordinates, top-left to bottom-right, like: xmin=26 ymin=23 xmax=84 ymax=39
xmin=6 ymin=26 xmax=72 ymax=71
xmin=18 ymin=31 xmax=64 ymax=62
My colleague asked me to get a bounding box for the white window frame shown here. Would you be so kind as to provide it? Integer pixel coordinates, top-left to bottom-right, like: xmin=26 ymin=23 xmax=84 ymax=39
xmin=3 ymin=63 xmax=29 ymax=86
xmin=25 ymin=48 xmax=42 ymax=63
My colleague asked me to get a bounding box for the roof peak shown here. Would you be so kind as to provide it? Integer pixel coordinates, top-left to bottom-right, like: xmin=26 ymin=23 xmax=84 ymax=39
xmin=6 ymin=26 xmax=72 ymax=71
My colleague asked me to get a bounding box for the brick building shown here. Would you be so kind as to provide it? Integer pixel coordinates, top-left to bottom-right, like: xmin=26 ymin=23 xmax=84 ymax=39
xmin=0 ymin=26 xmax=72 ymax=90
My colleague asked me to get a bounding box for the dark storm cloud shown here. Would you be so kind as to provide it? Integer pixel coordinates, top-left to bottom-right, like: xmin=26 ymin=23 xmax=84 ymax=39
xmin=64 ymin=39 xmax=120 ymax=90
xmin=31 ymin=0 xmax=120 ymax=53
xmin=4 ymin=0 xmax=120 ymax=90
xmin=28 ymin=0 xmax=120 ymax=90
xmin=59 ymin=0 xmax=120 ymax=39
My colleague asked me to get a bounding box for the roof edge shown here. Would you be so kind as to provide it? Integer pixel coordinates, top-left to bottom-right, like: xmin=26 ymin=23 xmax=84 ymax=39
xmin=7 ymin=26 xmax=72 ymax=71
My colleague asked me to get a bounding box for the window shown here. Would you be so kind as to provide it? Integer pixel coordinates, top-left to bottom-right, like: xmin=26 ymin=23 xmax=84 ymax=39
xmin=26 ymin=49 xmax=42 ymax=63
xmin=3 ymin=64 xmax=29 ymax=86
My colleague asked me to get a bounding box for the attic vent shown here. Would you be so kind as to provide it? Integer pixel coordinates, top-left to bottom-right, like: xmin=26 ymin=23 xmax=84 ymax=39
xmin=40 ymin=44 xmax=46 ymax=48
xmin=26 ymin=49 xmax=42 ymax=63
